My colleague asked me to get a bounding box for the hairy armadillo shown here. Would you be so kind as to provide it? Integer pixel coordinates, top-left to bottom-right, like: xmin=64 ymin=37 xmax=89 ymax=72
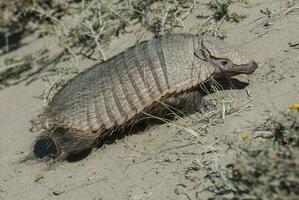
xmin=38 ymin=34 xmax=258 ymax=159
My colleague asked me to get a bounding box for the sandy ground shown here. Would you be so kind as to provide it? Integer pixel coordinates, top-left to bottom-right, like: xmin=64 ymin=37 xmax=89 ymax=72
xmin=1 ymin=0 xmax=299 ymax=199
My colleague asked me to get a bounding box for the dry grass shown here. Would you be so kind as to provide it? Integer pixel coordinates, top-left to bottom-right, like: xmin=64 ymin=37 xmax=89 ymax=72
xmin=136 ymin=77 xmax=253 ymax=147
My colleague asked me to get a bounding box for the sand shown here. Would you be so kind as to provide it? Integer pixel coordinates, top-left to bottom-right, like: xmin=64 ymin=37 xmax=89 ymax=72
xmin=1 ymin=0 xmax=299 ymax=199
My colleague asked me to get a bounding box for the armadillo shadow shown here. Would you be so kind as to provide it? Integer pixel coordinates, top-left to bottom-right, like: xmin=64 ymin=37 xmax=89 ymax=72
xmin=32 ymin=77 xmax=249 ymax=162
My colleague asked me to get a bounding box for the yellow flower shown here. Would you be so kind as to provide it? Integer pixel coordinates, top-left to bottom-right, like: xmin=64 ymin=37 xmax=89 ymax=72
xmin=288 ymin=104 xmax=299 ymax=110
xmin=240 ymin=132 xmax=249 ymax=141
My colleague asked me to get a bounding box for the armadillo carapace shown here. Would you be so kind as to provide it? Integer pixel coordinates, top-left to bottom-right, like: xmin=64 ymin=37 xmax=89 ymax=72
xmin=40 ymin=33 xmax=258 ymax=159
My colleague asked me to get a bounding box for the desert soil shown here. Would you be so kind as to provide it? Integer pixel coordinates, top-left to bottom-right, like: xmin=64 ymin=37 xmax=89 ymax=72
xmin=0 ymin=0 xmax=299 ymax=199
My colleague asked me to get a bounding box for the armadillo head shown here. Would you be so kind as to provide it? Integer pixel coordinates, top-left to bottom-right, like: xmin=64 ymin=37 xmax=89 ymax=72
xmin=194 ymin=36 xmax=258 ymax=77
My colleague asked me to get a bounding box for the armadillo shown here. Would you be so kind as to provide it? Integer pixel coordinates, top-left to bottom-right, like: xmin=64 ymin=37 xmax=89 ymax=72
xmin=38 ymin=33 xmax=258 ymax=159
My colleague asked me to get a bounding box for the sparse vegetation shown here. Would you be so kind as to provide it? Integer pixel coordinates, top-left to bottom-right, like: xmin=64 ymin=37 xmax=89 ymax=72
xmin=0 ymin=0 xmax=29 ymax=52
xmin=0 ymin=0 xmax=73 ymax=52
xmin=1 ymin=0 xmax=299 ymax=198
xmin=0 ymin=56 xmax=33 ymax=88
xmin=130 ymin=0 xmax=196 ymax=37
xmin=191 ymin=0 xmax=248 ymax=38
xmin=204 ymin=109 xmax=299 ymax=200
xmin=208 ymin=0 xmax=247 ymax=22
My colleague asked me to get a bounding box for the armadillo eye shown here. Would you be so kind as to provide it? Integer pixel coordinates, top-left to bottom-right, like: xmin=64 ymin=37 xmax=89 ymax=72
xmin=221 ymin=60 xmax=228 ymax=65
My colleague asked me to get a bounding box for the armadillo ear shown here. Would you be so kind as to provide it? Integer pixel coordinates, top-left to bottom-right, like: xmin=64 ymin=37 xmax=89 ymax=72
xmin=194 ymin=48 xmax=210 ymax=61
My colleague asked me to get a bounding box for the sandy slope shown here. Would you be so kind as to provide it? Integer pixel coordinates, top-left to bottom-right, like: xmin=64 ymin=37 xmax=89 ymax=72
xmin=0 ymin=0 xmax=299 ymax=199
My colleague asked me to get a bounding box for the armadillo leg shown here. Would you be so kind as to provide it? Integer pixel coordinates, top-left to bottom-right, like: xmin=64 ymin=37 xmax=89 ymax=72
xmin=162 ymin=90 xmax=215 ymax=114
xmin=50 ymin=128 xmax=97 ymax=159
